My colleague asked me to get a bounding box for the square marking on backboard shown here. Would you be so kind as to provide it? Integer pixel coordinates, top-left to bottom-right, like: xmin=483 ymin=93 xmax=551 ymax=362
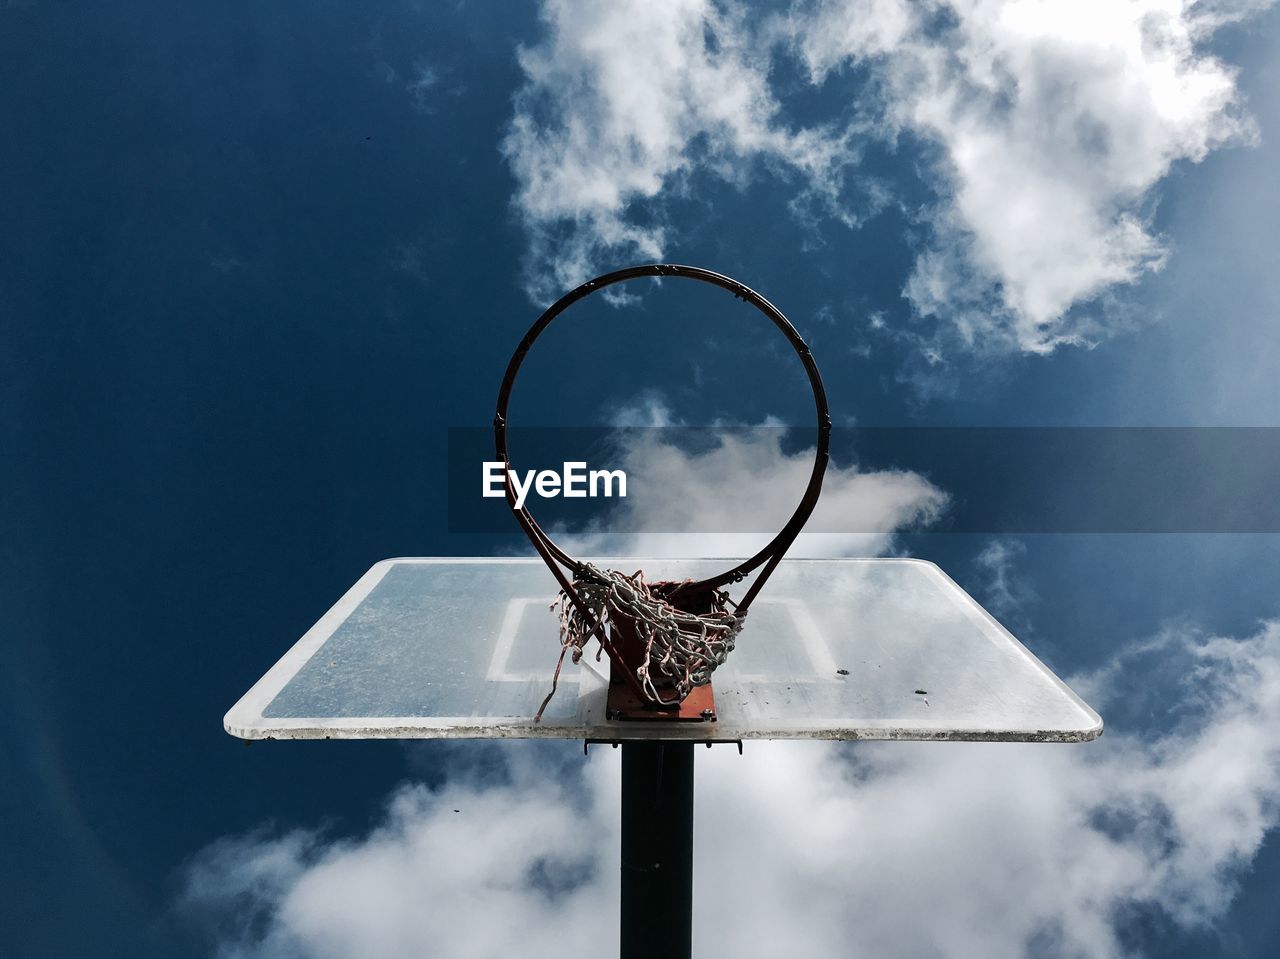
xmin=484 ymin=595 xmax=840 ymax=686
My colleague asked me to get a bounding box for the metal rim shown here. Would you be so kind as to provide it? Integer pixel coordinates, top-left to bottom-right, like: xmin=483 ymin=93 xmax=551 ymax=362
xmin=493 ymin=263 xmax=830 ymax=604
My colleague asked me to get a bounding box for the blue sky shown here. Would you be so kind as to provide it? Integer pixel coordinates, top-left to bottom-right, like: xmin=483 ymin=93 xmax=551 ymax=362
xmin=3 ymin=1 xmax=1280 ymax=956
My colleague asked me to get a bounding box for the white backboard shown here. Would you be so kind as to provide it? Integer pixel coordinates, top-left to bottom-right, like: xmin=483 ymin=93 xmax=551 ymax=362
xmin=224 ymin=558 xmax=1102 ymax=743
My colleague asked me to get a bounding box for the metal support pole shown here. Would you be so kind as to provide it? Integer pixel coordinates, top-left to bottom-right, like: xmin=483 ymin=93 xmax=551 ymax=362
xmin=620 ymin=741 xmax=694 ymax=959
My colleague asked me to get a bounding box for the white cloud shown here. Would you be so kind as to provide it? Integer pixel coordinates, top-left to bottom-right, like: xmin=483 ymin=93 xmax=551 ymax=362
xmin=601 ymin=390 xmax=681 ymax=428
xmin=975 ymin=536 xmax=1036 ymax=619
xmin=183 ymin=749 xmax=619 ymax=959
xmin=501 ymin=0 xmax=854 ymax=302
xmin=185 ymin=621 xmax=1280 ymax=958
xmin=802 ymin=0 xmax=1274 ymax=353
xmin=791 ymin=0 xmax=1271 ymax=352
xmin=884 ymin=0 xmax=1258 ymax=352
xmin=504 ymin=0 xmax=1271 ymax=353
xmin=557 ymin=426 xmax=948 ymax=559
xmin=405 ymin=61 xmax=439 ymax=114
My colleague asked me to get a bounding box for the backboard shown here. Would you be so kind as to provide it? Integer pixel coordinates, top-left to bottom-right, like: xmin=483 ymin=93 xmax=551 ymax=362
xmin=224 ymin=558 xmax=1101 ymax=743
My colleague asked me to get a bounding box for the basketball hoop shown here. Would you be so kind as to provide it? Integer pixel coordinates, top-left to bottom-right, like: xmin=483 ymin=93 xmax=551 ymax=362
xmin=493 ymin=264 xmax=831 ymax=720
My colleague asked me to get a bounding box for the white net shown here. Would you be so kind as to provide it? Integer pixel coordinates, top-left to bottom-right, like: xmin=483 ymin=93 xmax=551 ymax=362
xmin=534 ymin=564 xmax=743 ymax=719
xmin=560 ymin=564 xmax=741 ymax=701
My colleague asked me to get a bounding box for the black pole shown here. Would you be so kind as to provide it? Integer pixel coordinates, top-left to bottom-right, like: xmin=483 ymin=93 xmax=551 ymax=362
xmin=620 ymin=741 xmax=694 ymax=959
